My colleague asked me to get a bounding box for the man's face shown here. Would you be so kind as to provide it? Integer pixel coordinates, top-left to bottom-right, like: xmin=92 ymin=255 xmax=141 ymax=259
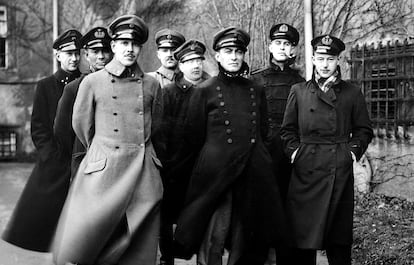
xmin=85 ymin=47 xmax=112 ymax=71
xmin=111 ymin=39 xmax=141 ymax=67
xmin=215 ymin=47 xmax=245 ymax=72
xmin=179 ymin=58 xmax=204 ymax=82
xmin=56 ymin=50 xmax=80 ymax=72
xmin=157 ymin=47 xmax=177 ymax=69
xmin=269 ymin=39 xmax=294 ymax=62
xmin=312 ymin=53 xmax=339 ymax=78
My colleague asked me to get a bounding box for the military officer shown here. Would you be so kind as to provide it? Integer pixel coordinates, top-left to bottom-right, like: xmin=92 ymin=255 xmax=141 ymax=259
xmin=2 ymin=29 xmax=82 ymax=252
xmin=148 ymin=29 xmax=185 ymax=88
xmin=155 ymin=39 xmax=210 ymax=265
xmin=250 ymin=23 xmax=305 ymax=265
xmin=280 ymin=35 xmax=373 ymax=265
xmin=52 ymin=15 xmax=163 ymax=265
xmin=173 ymin=27 xmax=288 ymax=265
xmin=54 ymin=26 xmax=113 ymax=180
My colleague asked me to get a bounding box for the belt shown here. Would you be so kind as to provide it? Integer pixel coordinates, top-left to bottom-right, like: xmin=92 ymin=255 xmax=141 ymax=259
xmin=300 ymin=135 xmax=349 ymax=144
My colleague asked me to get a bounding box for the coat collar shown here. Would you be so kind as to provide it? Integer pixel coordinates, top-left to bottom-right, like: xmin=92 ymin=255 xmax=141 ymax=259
xmin=105 ymin=58 xmax=144 ymax=79
xmin=156 ymin=66 xmax=177 ymax=81
xmin=54 ymin=68 xmax=81 ymax=86
xmin=310 ymin=79 xmax=339 ymax=107
xmin=175 ymin=71 xmax=210 ymax=92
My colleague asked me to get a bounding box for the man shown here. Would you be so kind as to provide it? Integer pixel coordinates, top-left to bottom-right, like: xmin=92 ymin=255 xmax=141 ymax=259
xmin=250 ymin=23 xmax=304 ymax=265
xmin=173 ymin=27 xmax=288 ymax=265
xmin=147 ymin=28 xmax=184 ymax=265
xmin=54 ymin=26 xmax=113 ymax=179
xmin=148 ymin=29 xmax=185 ymax=88
xmin=2 ymin=29 xmax=82 ymax=252
xmin=280 ymin=35 xmax=373 ymax=265
xmin=155 ymin=39 xmax=210 ymax=265
xmin=52 ymin=15 xmax=163 ymax=265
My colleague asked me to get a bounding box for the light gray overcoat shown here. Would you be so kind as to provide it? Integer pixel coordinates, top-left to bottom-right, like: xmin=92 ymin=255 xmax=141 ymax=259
xmin=52 ymin=59 xmax=163 ymax=265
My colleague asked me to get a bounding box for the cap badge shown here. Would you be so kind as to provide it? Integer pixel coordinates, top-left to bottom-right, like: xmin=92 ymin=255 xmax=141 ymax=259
xmin=279 ymin=24 xmax=288 ymax=32
xmin=71 ymin=36 xmax=76 ymax=40
xmin=94 ymin=30 xmax=105 ymax=38
xmin=167 ymin=34 xmax=172 ymax=40
xmin=322 ymin=36 xmax=333 ymax=46
xmin=190 ymin=42 xmax=197 ymax=50
xmin=129 ymin=24 xmax=134 ymax=28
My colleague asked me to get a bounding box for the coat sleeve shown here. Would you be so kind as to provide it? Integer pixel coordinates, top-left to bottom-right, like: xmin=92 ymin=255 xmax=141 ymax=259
xmin=72 ymin=77 xmax=95 ymax=149
xmin=31 ymin=79 xmax=58 ymax=161
xmin=280 ymin=85 xmax=301 ymax=158
xmin=54 ymin=80 xmax=78 ymax=159
xmin=349 ymin=88 xmax=374 ymax=160
xmin=150 ymin=81 xmax=166 ymax=160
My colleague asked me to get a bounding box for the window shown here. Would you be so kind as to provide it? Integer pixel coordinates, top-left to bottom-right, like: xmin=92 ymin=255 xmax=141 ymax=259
xmin=350 ymin=40 xmax=414 ymax=139
xmin=0 ymin=5 xmax=7 ymax=68
xmin=0 ymin=127 xmax=17 ymax=159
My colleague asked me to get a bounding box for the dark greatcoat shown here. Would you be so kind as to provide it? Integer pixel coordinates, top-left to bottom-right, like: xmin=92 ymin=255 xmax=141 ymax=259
xmin=2 ymin=68 xmax=81 ymax=252
xmin=54 ymin=74 xmax=88 ymax=180
xmin=174 ymin=71 xmax=288 ymax=256
xmin=250 ymin=62 xmax=305 ymax=201
xmin=280 ymin=77 xmax=373 ymax=249
xmin=157 ymin=71 xmax=210 ymax=222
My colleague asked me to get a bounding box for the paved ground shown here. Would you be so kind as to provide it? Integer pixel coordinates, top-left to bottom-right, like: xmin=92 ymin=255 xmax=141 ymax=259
xmin=0 ymin=163 xmax=328 ymax=265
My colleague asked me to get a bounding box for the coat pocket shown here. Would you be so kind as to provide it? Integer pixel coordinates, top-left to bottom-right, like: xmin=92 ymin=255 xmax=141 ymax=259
xmin=84 ymin=158 xmax=107 ymax=174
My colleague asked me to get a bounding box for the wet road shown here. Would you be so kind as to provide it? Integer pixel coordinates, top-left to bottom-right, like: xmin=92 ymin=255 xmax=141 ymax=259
xmin=0 ymin=163 xmax=327 ymax=265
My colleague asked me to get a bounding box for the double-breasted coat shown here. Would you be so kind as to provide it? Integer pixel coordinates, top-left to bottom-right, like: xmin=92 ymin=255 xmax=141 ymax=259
xmin=156 ymin=71 xmax=210 ymax=222
xmin=251 ymin=62 xmax=305 ymax=201
xmin=52 ymin=59 xmax=163 ymax=265
xmin=2 ymin=68 xmax=80 ymax=252
xmin=280 ymin=77 xmax=373 ymax=249
xmin=174 ymin=71 xmax=288 ymax=257
xmin=54 ymin=74 xmax=88 ymax=179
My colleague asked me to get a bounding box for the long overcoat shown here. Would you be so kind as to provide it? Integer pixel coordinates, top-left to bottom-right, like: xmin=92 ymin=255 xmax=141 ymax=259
xmin=52 ymin=59 xmax=163 ymax=265
xmin=280 ymin=78 xmax=373 ymax=249
xmin=54 ymin=74 xmax=88 ymax=179
xmin=2 ymin=68 xmax=80 ymax=252
xmin=174 ymin=71 xmax=288 ymax=256
xmin=251 ymin=63 xmax=304 ymax=201
xmin=157 ymin=71 xmax=210 ymax=222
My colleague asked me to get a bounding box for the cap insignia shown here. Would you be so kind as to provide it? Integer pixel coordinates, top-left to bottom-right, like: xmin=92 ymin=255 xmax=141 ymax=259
xmin=190 ymin=42 xmax=197 ymax=50
xmin=129 ymin=24 xmax=134 ymax=28
xmin=279 ymin=24 xmax=288 ymax=32
xmin=322 ymin=36 xmax=333 ymax=46
xmin=94 ymin=30 xmax=105 ymax=38
xmin=167 ymin=34 xmax=172 ymax=40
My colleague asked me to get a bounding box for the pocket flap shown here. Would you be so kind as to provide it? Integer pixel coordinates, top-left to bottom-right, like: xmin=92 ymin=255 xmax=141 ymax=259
xmin=84 ymin=158 xmax=107 ymax=174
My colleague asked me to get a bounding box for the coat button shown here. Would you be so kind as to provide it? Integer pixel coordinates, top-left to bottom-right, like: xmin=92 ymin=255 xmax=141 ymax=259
xmin=250 ymin=94 xmax=255 ymax=99
xmin=226 ymin=129 xmax=232 ymax=134
xmin=216 ymin=86 xmax=221 ymax=91
xmin=114 ymin=129 xmax=119 ymax=132
xmin=223 ymin=110 xmax=228 ymax=115
xmin=111 ymin=79 xmax=115 ymax=83
xmin=250 ymin=138 xmax=256 ymax=143
xmin=115 ymin=146 xmax=120 ymax=149
xmin=251 ymin=111 xmax=256 ymax=116
xmin=140 ymin=143 xmax=144 ymax=148
xmin=227 ymin=138 xmax=233 ymax=144
xmin=252 ymin=102 xmax=256 ymax=107
xmin=250 ymin=87 xmax=254 ymax=92
xmin=137 ymin=79 xmax=141 ymax=83
xmin=251 ymin=120 xmax=256 ymax=124
xmin=224 ymin=120 xmax=230 ymax=125
xmin=112 ymin=96 xmax=117 ymax=99
xmin=220 ymin=101 xmax=225 ymax=107
xmin=139 ymin=111 xmax=143 ymax=115
xmin=218 ymin=93 xmax=223 ymax=98
xmin=113 ymin=112 xmax=118 ymax=116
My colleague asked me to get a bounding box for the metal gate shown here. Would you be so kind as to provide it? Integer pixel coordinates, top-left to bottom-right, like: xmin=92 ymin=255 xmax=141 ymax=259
xmin=349 ymin=39 xmax=414 ymax=139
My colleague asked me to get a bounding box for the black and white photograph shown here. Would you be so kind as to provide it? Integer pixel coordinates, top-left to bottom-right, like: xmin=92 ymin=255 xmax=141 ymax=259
xmin=0 ymin=0 xmax=413 ymax=264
